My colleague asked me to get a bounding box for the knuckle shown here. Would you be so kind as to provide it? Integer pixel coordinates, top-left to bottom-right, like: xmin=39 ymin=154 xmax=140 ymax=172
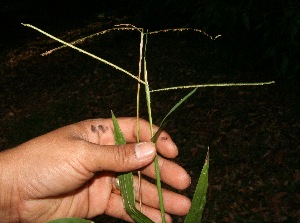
xmin=113 ymin=145 xmax=132 ymax=168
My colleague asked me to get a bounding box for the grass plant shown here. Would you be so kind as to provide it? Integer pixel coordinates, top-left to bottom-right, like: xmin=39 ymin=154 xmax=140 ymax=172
xmin=22 ymin=23 xmax=274 ymax=223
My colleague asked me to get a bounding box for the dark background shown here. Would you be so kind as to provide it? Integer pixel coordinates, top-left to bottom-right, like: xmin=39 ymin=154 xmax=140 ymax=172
xmin=1 ymin=0 xmax=299 ymax=87
xmin=1 ymin=0 xmax=299 ymax=222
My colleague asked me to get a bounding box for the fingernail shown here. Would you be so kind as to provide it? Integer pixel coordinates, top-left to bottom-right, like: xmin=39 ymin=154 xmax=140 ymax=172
xmin=135 ymin=142 xmax=155 ymax=160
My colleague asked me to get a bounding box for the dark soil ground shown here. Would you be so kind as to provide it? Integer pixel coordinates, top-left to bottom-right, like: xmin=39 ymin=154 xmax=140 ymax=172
xmin=0 ymin=5 xmax=299 ymax=223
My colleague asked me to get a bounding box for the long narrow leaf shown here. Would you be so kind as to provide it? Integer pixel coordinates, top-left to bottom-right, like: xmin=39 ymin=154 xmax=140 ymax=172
xmin=148 ymin=88 xmax=198 ymax=222
xmin=184 ymin=148 xmax=209 ymax=223
xmin=151 ymin=88 xmax=198 ymax=143
xmin=111 ymin=112 xmax=154 ymax=223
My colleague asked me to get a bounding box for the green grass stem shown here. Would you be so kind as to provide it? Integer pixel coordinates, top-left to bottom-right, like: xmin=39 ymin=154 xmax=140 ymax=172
xmin=143 ymin=32 xmax=166 ymax=223
xmin=150 ymin=81 xmax=275 ymax=92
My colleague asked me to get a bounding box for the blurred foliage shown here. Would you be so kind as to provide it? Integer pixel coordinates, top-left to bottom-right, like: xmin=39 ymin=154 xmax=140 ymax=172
xmin=139 ymin=0 xmax=300 ymax=86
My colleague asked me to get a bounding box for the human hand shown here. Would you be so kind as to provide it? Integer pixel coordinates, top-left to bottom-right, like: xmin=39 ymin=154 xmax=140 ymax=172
xmin=0 ymin=117 xmax=191 ymax=223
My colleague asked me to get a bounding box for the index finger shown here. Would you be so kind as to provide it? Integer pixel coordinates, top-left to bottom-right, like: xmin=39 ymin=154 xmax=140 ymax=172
xmin=118 ymin=117 xmax=178 ymax=158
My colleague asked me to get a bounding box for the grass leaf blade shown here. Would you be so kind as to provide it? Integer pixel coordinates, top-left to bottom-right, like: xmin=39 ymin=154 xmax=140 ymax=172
xmin=111 ymin=111 xmax=126 ymax=144
xmin=160 ymin=88 xmax=197 ymax=126
xmin=151 ymin=88 xmax=197 ymax=143
xmin=111 ymin=112 xmax=154 ymax=223
xmin=184 ymin=148 xmax=209 ymax=223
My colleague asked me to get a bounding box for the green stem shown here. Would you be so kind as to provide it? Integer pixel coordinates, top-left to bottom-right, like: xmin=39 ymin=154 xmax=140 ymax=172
xmin=136 ymin=29 xmax=144 ymax=211
xmin=150 ymin=81 xmax=275 ymax=92
xmin=143 ymin=32 xmax=166 ymax=223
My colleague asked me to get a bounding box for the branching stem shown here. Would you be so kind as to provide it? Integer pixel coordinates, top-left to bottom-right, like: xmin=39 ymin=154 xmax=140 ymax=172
xmin=21 ymin=23 xmax=146 ymax=85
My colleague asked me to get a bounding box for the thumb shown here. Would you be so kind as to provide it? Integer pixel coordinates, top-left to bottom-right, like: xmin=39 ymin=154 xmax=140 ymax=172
xmin=82 ymin=142 xmax=156 ymax=173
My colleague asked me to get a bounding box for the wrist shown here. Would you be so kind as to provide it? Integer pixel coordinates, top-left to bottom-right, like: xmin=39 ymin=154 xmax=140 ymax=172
xmin=0 ymin=149 xmax=21 ymax=223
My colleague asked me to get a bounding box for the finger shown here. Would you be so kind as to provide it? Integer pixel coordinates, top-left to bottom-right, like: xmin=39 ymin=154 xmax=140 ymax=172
xmin=117 ymin=118 xmax=178 ymax=158
xmin=155 ymin=131 xmax=178 ymax=158
xmin=132 ymin=176 xmax=191 ymax=216
xmin=104 ymin=193 xmax=173 ymax=223
xmin=80 ymin=141 xmax=156 ymax=173
xmin=75 ymin=118 xmax=179 ymax=158
xmin=85 ymin=173 xmax=113 ymax=217
xmin=141 ymin=155 xmax=191 ymax=190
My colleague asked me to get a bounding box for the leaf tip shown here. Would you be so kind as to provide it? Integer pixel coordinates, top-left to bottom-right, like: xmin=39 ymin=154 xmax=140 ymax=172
xmin=205 ymin=146 xmax=210 ymax=166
